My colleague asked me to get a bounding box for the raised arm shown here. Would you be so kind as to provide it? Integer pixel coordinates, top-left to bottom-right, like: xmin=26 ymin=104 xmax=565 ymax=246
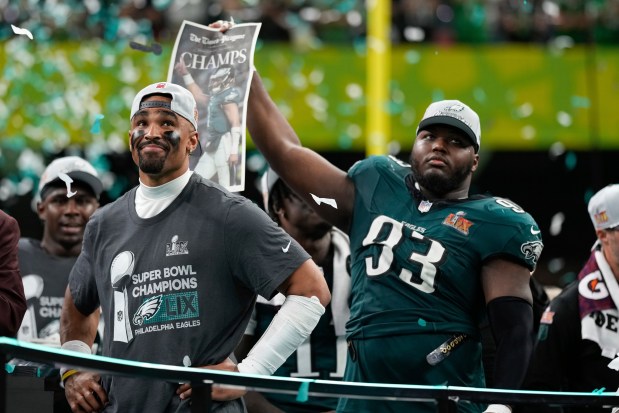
xmin=247 ymin=71 xmax=355 ymax=231
xmin=175 ymin=61 xmax=209 ymax=107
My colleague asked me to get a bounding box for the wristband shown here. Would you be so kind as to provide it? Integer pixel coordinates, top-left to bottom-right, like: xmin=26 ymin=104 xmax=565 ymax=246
xmin=183 ymin=73 xmax=195 ymax=85
xmin=59 ymin=340 xmax=92 ymax=388
xmin=59 ymin=367 xmax=79 ymax=389
xmin=61 ymin=369 xmax=78 ymax=383
xmin=484 ymin=404 xmax=511 ymax=413
xmin=62 ymin=340 xmax=92 ymax=355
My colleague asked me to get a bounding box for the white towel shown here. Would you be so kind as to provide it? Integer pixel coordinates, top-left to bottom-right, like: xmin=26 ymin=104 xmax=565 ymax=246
xmin=579 ymin=250 xmax=619 ymax=359
xmin=330 ymin=227 xmax=351 ymax=337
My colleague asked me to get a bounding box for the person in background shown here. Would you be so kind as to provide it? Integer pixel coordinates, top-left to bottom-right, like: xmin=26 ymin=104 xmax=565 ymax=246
xmin=59 ymin=80 xmax=330 ymax=413
xmin=17 ymin=156 xmax=102 ymax=347
xmin=523 ymin=184 xmax=619 ymax=413
xmin=0 ymin=210 xmax=27 ymax=337
xmin=12 ymin=156 xmax=102 ymax=412
xmin=236 ymin=167 xmax=351 ymax=413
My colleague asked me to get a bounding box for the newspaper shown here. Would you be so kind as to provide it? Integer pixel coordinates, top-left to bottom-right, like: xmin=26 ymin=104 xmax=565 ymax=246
xmin=167 ymin=20 xmax=261 ymax=192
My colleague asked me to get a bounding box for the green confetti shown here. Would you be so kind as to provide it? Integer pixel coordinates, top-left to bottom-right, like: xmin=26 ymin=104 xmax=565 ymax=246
xmin=564 ymin=151 xmax=577 ymax=170
xmin=90 ymin=114 xmax=105 ymax=134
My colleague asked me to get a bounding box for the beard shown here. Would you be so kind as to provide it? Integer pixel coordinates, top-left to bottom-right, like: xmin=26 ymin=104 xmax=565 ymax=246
xmin=138 ymin=152 xmax=167 ymax=174
xmin=135 ymin=137 xmax=171 ymax=174
xmin=411 ymin=156 xmax=474 ymax=197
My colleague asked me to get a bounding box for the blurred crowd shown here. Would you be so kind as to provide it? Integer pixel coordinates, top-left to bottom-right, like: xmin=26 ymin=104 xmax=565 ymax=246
xmin=1 ymin=0 xmax=618 ymax=46
xmin=1 ymin=0 xmax=617 ymax=285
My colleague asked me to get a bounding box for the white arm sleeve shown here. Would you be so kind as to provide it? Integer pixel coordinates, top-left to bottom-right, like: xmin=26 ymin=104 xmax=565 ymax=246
xmin=237 ymin=295 xmax=325 ymax=376
xmin=230 ymin=126 xmax=241 ymax=155
xmin=484 ymin=405 xmax=511 ymax=413
xmin=59 ymin=340 xmax=93 ymax=388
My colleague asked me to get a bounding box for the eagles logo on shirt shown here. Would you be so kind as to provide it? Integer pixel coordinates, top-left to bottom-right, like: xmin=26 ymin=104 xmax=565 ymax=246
xmin=521 ymin=241 xmax=543 ymax=265
xmin=133 ymin=295 xmax=163 ymax=326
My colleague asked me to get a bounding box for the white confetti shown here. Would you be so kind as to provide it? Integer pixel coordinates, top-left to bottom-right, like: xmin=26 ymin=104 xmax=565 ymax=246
xmin=310 ymin=193 xmax=337 ymax=209
xmin=608 ymin=355 xmax=619 ymax=371
xmin=11 ymin=25 xmax=33 ymax=40
xmin=58 ymin=173 xmax=77 ymax=198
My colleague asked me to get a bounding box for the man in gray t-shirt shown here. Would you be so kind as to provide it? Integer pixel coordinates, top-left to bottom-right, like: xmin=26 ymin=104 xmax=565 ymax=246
xmin=15 ymin=156 xmax=102 ymax=413
xmin=18 ymin=156 xmax=102 ymax=347
xmin=60 ymin=80 xmax=330 ymax=413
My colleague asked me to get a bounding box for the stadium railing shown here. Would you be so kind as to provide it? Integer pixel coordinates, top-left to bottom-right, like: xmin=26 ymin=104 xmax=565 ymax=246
xmin=1 ymin=337 xmax=617 ymax=413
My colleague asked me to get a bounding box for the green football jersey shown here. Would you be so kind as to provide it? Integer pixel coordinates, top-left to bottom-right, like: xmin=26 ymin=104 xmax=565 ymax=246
xmin=346 ymin=155 xmax=543 ymax=341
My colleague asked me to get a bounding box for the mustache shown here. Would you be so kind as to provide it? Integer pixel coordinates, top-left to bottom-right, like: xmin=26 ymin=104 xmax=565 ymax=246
xmin=137 ymin=139 xmax=169 ymax=151
xmin=130 ymin=130 xmax=180 ymax=150
xmin=426 ymin=155 xmax=449 ymax=165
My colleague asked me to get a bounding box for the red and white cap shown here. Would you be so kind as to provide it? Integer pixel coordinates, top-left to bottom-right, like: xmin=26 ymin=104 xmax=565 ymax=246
xmin=588 ymin=184 xmax=619 ymax=230
xmin=130 ymin=82 xmax=198 ymax=130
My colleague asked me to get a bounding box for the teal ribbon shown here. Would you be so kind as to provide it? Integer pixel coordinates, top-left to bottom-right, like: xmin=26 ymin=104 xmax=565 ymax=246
xmin=296 ymin=380 xmax=315 ymax=402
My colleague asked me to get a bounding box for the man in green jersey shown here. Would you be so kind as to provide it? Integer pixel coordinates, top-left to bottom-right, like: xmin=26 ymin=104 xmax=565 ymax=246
xmin=244 ymin=63 xmax=543 ymax=412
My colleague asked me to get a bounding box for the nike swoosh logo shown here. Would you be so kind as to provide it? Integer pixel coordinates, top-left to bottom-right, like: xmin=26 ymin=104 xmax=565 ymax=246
xmin=530 ymin=226 xmax=541 ymax=235
xmin=282 ymin=240 xmax=291 ymax=253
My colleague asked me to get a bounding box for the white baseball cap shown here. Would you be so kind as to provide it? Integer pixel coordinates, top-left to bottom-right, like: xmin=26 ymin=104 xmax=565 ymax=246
xmin=38 ymin=156 xmax=103 ymax=201
xmin=588 ymin=184 xmax=619 ymax=230
xmin=416 ymin=99 xmax=481 ymax=153
xmin=130 ymin=82 xmax=198 ymax=130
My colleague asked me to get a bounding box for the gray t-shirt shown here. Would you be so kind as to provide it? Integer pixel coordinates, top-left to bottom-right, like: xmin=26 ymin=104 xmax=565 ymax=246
xmin=69 ymin=174 xmax=310 ymax=413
